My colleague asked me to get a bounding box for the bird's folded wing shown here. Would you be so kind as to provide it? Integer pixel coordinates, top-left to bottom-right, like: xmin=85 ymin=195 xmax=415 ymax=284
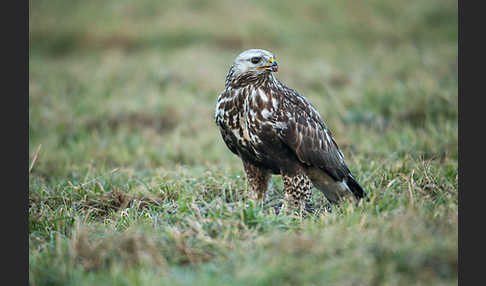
xmin=275 ymin=92 xmax=350 ymax=181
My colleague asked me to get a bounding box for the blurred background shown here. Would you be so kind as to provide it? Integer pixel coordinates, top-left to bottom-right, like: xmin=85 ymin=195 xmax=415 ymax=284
xmin=29 ymin=0 xmax=457 ymax=180
xmin=29 ymin=1 xmax=458 ymax=284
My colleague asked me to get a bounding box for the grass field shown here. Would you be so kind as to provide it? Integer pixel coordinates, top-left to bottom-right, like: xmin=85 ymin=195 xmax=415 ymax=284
xmin=29 ymin=0 xmax=458 ymax=285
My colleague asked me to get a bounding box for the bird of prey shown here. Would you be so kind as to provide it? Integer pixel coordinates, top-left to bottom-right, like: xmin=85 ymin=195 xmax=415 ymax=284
xmin=214 ymin=49 xmax=365 ymax=213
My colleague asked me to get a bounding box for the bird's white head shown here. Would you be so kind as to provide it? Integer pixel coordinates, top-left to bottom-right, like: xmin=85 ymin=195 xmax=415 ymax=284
xmin=230 ymin=49 xmax=278 ymax=77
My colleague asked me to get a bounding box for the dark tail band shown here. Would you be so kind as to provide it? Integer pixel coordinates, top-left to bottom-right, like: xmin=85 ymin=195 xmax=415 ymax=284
xmin=346 ymin=175 xmax=366 ymax=200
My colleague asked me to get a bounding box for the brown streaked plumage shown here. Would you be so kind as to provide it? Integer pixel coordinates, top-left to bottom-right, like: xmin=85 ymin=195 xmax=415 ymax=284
xmin=243 ymin=160 xmax=271 ymax=200
xmin=214 ymin=49 xmax=366 ymax=214
xmin=282 ymin=171 xmax=313 ymax=213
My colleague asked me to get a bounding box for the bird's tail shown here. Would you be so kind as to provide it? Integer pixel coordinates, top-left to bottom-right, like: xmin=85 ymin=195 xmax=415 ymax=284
xmin=345 ymin=175 xmax=366 ymax=200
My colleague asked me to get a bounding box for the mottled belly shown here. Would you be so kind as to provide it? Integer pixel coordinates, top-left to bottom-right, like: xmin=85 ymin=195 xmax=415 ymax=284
xmin=238 ymin=123 xmax=298 ymax=174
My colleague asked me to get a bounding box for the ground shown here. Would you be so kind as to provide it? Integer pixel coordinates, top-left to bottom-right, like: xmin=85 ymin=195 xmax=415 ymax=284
xmin=29 ymin=0 xmax=457 ymax=285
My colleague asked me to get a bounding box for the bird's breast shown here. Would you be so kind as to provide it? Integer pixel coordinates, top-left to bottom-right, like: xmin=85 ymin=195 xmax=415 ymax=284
xmin=217 ymin=87 xmax=279 ymax=149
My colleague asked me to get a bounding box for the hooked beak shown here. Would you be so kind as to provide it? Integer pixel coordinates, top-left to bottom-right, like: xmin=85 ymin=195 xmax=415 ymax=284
xmin=266 ymin=57 xmax=278 ymax=72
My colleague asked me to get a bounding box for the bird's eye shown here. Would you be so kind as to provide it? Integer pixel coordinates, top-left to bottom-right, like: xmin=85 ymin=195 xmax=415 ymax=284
xmin=250 ymin=57 xmax=261 ymax=64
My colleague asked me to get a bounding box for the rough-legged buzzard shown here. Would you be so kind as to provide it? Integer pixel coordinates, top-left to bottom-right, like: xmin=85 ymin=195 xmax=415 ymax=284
xmin=214 ymin=49 xmax=365 ymax=213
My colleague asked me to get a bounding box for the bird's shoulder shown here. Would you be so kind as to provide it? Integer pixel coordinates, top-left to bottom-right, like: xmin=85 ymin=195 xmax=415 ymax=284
xmin=271 ymin=81 xmax=329 ymax=133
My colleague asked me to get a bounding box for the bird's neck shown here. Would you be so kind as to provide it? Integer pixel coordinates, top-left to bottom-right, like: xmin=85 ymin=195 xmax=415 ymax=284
xmin=226 ymin=67 xmax=276 ymax=89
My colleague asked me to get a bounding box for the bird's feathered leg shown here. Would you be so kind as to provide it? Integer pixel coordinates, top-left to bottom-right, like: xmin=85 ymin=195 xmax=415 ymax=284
xmin=242 ymin=160 xmax=271 ymax=204
xmin=281 ymin=170 xmax=313 ymax=217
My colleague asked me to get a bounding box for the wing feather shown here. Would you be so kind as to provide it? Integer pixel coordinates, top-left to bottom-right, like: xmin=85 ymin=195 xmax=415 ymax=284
xmin=275 ymin=86 xmax=350 ymax=181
